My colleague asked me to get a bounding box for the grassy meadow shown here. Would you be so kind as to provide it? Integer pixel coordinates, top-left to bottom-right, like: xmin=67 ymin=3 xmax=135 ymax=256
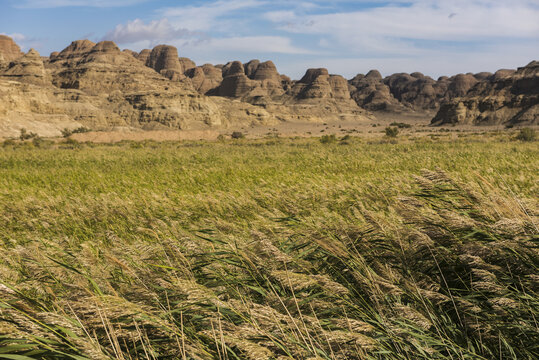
xmin=0 ymin=134 xmax=538 ymax=359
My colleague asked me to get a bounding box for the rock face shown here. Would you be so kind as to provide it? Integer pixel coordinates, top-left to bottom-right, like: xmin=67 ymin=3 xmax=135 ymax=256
xmin=349 ymin=70 xmax=405 ymax=112
xmin=347 ymin=69 xmax=499 ymax=116
xmin=52 ymin=40 xmax=96 ymax=62
xmin=432 ymin=61 xmax=539 ymax=125
xmin=218 ymin=61 xmax=255 ymax=98
xmin=185 ymin=64 xmax=223 ymax=94
xmin=0 ymin=38 xmax=278 ymax=137
xmin=1 ymin=36 xmax=537 ymax=136
xmin=0 ymin=35 xmax=24 ymax=62
xmin=179 ymin=57 xmax=196 ymax=72
xmin=291 ymin=68 xmax=348 ymax=100
xmin=137 ymin=49 xmax=151 ymax=64
xmin=1 ymin=49 xmax=50 ymax=85
xmin=145 ymin=45 xmax=183 ymax=81
xmin=122 ymin=49 xmax=138 ymax=58
xmin=184 ymin=61 xmax=368 ymax=122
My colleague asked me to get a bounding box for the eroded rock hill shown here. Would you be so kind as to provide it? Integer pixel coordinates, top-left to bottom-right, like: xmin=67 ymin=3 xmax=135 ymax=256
xmin=181 ymin=56 xmax=537 ymax=125
xmin=1 ymin=35 xmax=537 ymax=136
xmin=0 ymin=35 xmax=23 ymax=64
xmin=431 ymin=61 xmax=538 ymax=125
xmin=0 ymin=37 xmax=278 ymax=137
xmin=184 ymin=60 xmax=369 ymax=123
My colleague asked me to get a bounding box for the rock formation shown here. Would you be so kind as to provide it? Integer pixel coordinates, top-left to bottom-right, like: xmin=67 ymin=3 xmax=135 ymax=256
xmin=432 ymin=61 xmax=539 ymax=125
xmin=1 ymin=48 xmax=50 ymax=85
xmin=179 ymin=57 xmax=196 ymax=72
xmin=349 ymin=70 xmax=405 ymax=112
xmin=218 ymin=61 xmax=256 ymax=98
xmin=122 ymin=49 xmax=138 ymax=58
xmin=0 ymin=35 xmax=23 ymax=62
xmin=0 ymin=38 xmax=279 ymax=137
xmin=243 ymin=60 xmax=258 ymax=78
xmin=52 ymin=40 xmax=96 ymax=62
xmin=200 ymin=62 xmax=369 ymax=122
xmin=185 ymin=64 xmax=223 ymax=94
xmin=145 ymin=45 xmax=183 ymax=81
xmin=137 ymin=49 xmax=151 ymax=64
xmin=348 ymin=69 xmax=491 ymax=114
xmin=290 ymin=68 xmax=352 ymax=101
xmin=1 ymin=35 xmax=536 ymax=136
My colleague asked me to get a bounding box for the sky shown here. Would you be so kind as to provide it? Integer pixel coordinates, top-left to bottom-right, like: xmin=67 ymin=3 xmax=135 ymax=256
xmin=1 ymin=0 xmax=538 ymax=79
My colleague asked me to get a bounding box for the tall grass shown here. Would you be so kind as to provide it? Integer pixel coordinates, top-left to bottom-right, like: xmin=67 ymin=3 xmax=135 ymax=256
xmin=0 ymin=136 xmax=537 ymax=359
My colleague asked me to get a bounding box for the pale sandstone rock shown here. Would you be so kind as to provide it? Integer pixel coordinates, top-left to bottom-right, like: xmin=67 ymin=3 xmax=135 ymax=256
xmin=432 ymin=61 xmax=538 ymax=125
xmin=0 ymin=35 xmax=23 ymax=62
xmin=2 ymin=49 xmax=50 ymax=85
xmin=146 ymin=45 xmax=184 ymax=81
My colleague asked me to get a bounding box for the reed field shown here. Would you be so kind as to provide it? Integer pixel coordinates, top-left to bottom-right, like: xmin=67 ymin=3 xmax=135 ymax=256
xmin=0 ymin=133 xmax=538 ymax=359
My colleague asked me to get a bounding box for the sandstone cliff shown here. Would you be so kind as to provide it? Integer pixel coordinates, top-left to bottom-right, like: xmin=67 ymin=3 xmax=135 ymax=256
xmin=349 ymin=70 xmax=482 ymax=112
xmin=0 ymin=37 xmax=278 ymax=137
xmin=1 ymin=34 xmax=537 ymax=136
xmin=1 ymin=49 xmax=50 ymax=85
xmin=0 ymin=35 xmax=23 ymax=63
xmin=185 ymin=61 xmax=370 ymax=123
xmin=145 ymin=45 xmax=184 ymax=81
xmin=431 ymin=61 xmax=538 ymax=125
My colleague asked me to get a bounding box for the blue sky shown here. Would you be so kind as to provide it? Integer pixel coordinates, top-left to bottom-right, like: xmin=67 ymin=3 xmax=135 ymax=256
xmin=1 ymin=0 xmax=538 ymax=79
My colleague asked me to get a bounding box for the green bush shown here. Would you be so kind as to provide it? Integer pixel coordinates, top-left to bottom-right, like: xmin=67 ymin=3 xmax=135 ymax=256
xmin=385 ymin=126 xmax=399 ymax=137
xmin=62 ymin=127 xmax=91 ymax=138
xmin=516 ymin=128 xmax=536 ymax=142
xmin=61 ymin=128 xmax=72 ymax=138
xmin=390 ymin=122 xmax=412 ymax=129
xmin=32 ymin=136 xmax=44 ymax=148
xmin=2 ymin=139 xmax=16 ymax=147
xmin=19 ymin=128 xmax=37 ymax=140
xmin=319 ymin=134 xmax=337 ymax=144
xmin=60 ymin=137 xmax=82 ymax=149
xmin=231 ymin=131 xmax=245 ymax=139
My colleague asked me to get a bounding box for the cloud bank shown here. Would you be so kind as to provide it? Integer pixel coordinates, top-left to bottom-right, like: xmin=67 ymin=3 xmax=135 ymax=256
xmin=12 ymin=0 xmax=538 ymax=78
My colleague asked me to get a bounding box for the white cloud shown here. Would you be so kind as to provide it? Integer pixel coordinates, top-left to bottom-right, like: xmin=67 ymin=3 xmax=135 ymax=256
xmin=0 ymin=32 xmax=46 ymax=52
xmin=158 ymin=0 xmax=266 ymax=31
xmin=104 ymin=19 xmax=196 ymax=44
xmin=14 ymin=0 xmax=148 ymax=7
xmin=263 ymin=10 xmax=296 ymax=23
xmin=99 ymin=0 xmax=538 ymax=79
xmin=270 ymin=0 xmax=539 ymax=55
xmin=187 ymin=36 xmax=312 ymax=55
xmin=276 ymin=41 xmax=539 ymax=80
xmin=2 ymin=33 xmax=26 ymax=42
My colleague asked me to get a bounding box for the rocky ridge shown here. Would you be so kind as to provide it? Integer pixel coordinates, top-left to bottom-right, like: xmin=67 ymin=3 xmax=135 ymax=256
xmin=0 ymin=37 xmax=279 ymax=137
xmin=0 ymin=35 xmax=24 ymax=63
xmin=185 ymin=61 xmax=368 ymax=123
xmin=1 ymin=35 xmax=537 ymax=137
xmin=431 ymin=61 xmax=538 ymax=125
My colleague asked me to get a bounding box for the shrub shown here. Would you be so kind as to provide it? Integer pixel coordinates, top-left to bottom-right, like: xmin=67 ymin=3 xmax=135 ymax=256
xmin=61 ymin=128 xmax=72 ymax=138
xmin=32 ymin=136 xmax=44 ymax=148
xmin=61 ymin=138 xmax=81 ymax=149
xmin=231 ymin=131 xmax=244 ymax=139
xmin=385 ymin=126 xmax=399 ymax=137
xmin=516 ymin=128 xmax=536 ymax=142
xmin=2 ymin=139 xmax=16 ymax=147
xmin=62 ymin=127 xmax=90 ymax=138
xmin=19 ymin=128 xmax=37 ymax=141
xmin=390 ymin=122 xmax=412 ymax=129
xmin=320 ymin=134 xmax=337 ymax=144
